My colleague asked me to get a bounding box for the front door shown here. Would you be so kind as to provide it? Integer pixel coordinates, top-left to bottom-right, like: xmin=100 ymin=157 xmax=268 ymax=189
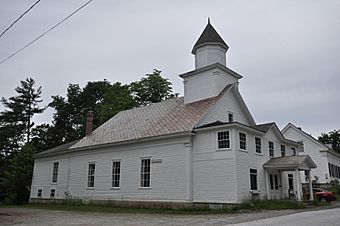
xmin=269 ymin=172 xmax=281 ymax=199
xmin=288 ymin=174 xmax=294 ymax=198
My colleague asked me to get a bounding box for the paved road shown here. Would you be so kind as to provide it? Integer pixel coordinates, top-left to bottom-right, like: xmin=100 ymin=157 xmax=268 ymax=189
xmin=231 ymin=207 xmax=340 ymax=226
xmin=0 ymin=206 xmax=339 ymax=226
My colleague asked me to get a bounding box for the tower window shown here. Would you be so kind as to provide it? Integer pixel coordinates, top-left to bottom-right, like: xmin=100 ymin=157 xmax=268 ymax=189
xmin=228 ymin=113 xmax=233 ymax=123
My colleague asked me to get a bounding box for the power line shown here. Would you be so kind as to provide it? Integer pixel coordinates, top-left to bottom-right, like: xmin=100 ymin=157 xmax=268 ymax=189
xmin=0 ymin=0 xmax=94 ymax=65
xmin=0 ymin=0 xmax=42 ymax=38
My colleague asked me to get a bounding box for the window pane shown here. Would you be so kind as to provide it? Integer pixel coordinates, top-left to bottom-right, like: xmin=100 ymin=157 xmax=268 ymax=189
xmin=218 ymin=131 xmax=230 ymax=149
xmin=140 ymin=159 xmax=151 ymax=187
xmin=112 ymin=161 xmax=121 ymax=188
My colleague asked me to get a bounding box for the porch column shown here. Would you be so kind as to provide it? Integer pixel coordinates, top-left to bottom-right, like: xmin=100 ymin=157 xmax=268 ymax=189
xmin=308 ymin=170 xmax=314 ymax=201
xmin=265 ymin=168 xmax=270 ymax=200
xmin=295 ymin=168 xmax=302 ymax=201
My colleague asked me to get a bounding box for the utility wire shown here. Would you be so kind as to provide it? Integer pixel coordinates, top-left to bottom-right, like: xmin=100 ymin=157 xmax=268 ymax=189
xmin=0 ymin=0 xmax=42 ymax=38
xmin=0 ymin=0 xmax=94 ymax=65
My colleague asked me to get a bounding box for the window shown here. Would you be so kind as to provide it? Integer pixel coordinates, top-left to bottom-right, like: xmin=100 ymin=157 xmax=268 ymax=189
xmin=291 ymin=147 xmax=296 ymax=156
xmin=52 ymin=162 xmax=59 ymax=183
xmin=269 ymin=141 xmax=274 ymax=157
xmin=288 ymin=174 xmax=294 ymax=190
xmin=250 ymin=169 xmax=257 ymax=190
xmin=269 ymin=174 xmax=274 ymax=190
xmin=274 ymin=175 xmax=279 ymax=190
xmin=217 ymin=131 xmax=230 ymax=149
xmin=281 ymin=145 xmax=286 ymax=157
xmin=112 ymin=161 xmax=121 ymax=188
xmin=37 ymin=189 xmax=42 ymax=198
xmin=50 ymin=189 xmax=55 ymax=198
xmin=87 ymin=163 xmax=95 ymax=187
xmin=255 ymin=137 xmax=261 ymax=153
xmin=239 ymin=132 xmax=246 ymax=150
xmin=140 ymin=159 xmax=151 ymax=188
xmin=228 ymin=113 xmax=233 ymax=123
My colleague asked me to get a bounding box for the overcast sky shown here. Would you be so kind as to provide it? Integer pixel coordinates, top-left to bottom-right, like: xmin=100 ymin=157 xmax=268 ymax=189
xmin=0 ymin=0 xmax=339 ymax=137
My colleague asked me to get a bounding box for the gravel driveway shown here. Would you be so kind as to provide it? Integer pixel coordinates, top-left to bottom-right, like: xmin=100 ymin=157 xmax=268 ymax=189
xmin=0 ymin=207 xmax=304 ymax=226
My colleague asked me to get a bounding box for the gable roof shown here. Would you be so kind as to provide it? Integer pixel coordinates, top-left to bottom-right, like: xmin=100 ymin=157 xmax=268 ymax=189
xmin=253 ymin=122 xmax=276 ymax=132
xmin=70 ymin=96 xmax=218 ymax=150
xmin=263 ymin=155 xmax=317 ymax=170
xmin=253 ymin=122 xmax=300 ymax=145
xmin=192 ymin=20 xmax=229 ymax=54
xmin=282 ymin=123 xmax=332 ymax=151
xmin=34 ymin=140 xmax=79 ymax=158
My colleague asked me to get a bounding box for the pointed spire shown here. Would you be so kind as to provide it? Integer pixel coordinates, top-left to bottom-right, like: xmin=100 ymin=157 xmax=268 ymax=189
xmin=191 ymin=20 xmax=228 ymax=54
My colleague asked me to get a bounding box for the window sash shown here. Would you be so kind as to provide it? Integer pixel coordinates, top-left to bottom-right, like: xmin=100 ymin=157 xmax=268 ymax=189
xmin=52 ymin=162 xmax=59 ymax=183
xmin=50 ymin=189 xmax=55 ymax=198
xmin=291 ymin=147 xmax=296 ymax=156
xmin=250 ymin=169 xmax=257 ymax=190
xmin=112 ymin=161 xmax=121 ymax=188
xmin=281 ymin=145 xmax=286 ymax=157
xmin=239 ymin=132 xmax=246 ymax=150
xmin=87 ymin=163 xmax=95 ymax=187
xmin=37 ymin=189 xmax=42 ymax=197
xmin=140 ymin=159 xmax=151 ymax=187
xmin=228 ymin=113 xmax=233 ymax=123
xmin=269 ymin=141 xmax=274 ymax=157
xmin=217 ymin=131 xmax=230 ymax=149
xmin=255 ymin=137 xmax=261 ymax=153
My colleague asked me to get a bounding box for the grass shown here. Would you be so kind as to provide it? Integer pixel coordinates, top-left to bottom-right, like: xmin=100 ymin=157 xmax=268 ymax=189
xmin=0 ymin=199 xmax=307 ymax=215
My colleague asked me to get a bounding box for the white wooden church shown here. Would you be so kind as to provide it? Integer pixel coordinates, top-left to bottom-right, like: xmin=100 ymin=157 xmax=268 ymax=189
xmin=30 ymin=21 xmax=317 ymax=206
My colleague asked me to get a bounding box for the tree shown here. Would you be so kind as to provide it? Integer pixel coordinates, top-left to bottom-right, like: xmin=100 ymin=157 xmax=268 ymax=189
xmin=0 ymin=78 xmax=44 ymax=144
xmin=130 ymin=69 xmax=177 ymax=106
xmin=318 ymin=130 xmax=340 ymax=153
xmin=0 ymin=143 xmax=36 ymax=204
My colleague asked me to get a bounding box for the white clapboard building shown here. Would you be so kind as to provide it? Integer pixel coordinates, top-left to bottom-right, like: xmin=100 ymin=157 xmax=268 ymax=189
xmin=30 ymin=21 xmax=317 ymax=206
xmin=282 ymin=123 xmax=340 ymax=184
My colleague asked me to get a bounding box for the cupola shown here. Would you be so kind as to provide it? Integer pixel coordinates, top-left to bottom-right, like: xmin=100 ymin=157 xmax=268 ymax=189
xmin=192 ymin=19 xmax=229 ymax=69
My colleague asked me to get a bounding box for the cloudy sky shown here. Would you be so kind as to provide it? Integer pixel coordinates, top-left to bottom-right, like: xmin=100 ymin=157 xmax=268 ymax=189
xmin=0 ymin=0 xmax=339 ymax=137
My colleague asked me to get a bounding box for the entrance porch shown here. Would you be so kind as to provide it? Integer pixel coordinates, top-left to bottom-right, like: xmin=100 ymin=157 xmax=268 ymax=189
xmin=263 ymin=155 xmax=317 ymax=201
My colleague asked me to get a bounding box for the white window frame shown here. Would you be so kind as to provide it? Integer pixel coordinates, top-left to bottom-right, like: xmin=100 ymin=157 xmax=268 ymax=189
xmin=269 ymin=141 xmax=274 ymax=157
xmin=255 ymin=137 xmax=261 ymax=154
xmin=87 ymin=162 xmax=96 ymax=188
xmin=50 ymin=189 xmax=55 ymax=198
xmin=250 ymin=168 xmax=258 ymax=191
xmin=228 ymin=112 xmax=234 ymax=123
xmin=217 ymin=131 xmax=230 ymax=150
xmin=291 ymin=147 xmax=296 ymax=156
xmin=112 ymin=160 xmax=121 ymax=189
xmin=37 ymin=189 xmax=42 ymax=198
xmin=140 ymin=158 xmax=151 ymax=188
xmin=52 ymin=162 xmax=59 ymax=183
xmin=281 ymin=145 xmax=286 ymax=157
xmin=239 ymin=132 xmax=247 ymax=150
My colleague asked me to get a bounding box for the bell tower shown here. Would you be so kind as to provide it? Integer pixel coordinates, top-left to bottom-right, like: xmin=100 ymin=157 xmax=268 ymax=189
xmin=192 ymin=19 xmax=229 ymax=69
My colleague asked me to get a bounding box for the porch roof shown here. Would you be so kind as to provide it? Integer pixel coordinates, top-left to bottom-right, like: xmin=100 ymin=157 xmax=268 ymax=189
xmin=263 ymin=155 xmax=317 ymax=171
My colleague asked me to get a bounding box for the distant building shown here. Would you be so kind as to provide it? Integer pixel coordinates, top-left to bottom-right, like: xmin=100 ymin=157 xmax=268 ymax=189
xmin=282 ymin=123 xmax=340 ymax=184
xmin=30 ymin=20 xmax=316 ymax=206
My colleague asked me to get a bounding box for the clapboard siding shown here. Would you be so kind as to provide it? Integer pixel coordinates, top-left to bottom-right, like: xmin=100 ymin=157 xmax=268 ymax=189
xmin=282 ymin=126 xmax=339 ymax=183
xmin=192 ymin=130 xmax=237 ymax=203
xmin=30 ymin=136 xmax=189 ymax=202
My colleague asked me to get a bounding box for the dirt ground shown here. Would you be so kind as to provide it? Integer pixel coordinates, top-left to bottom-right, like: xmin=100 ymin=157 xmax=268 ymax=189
xmin=0 ymin=207 xmax=301 ymax=226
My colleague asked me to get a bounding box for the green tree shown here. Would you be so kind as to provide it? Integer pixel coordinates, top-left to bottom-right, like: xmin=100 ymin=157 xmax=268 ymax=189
xmin=130 ymin=69 xmax=176 ymax=106
xmin=96 ymin=82 xmax=136 ymax=124
xmin=0 ymin=78 xmax=44 ymax=144
xmin=318 ymin=130 xmax=340 ymax=153
xmin=0 ymin=143 xmax=36 ymax=204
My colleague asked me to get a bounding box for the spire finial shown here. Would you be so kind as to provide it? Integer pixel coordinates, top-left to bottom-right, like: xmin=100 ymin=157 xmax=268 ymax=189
xmin=208 ymin=17 xmax=210 ymax=24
